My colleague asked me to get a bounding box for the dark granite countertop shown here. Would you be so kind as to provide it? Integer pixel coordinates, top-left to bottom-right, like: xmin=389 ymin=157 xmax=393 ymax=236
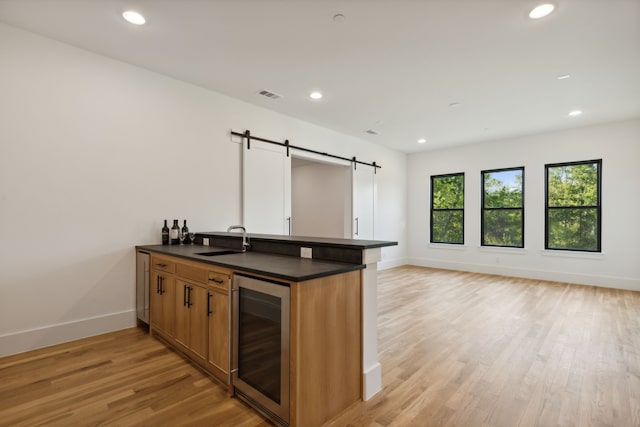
xmin=199 ymin=232 xmax=397 ymax=249
xmin=136 ymin=244 xmax=365 ymax=282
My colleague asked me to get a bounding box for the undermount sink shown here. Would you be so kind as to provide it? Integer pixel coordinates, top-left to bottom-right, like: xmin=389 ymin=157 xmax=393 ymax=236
xmin=195 ymin=250 xmax=241 ymax=256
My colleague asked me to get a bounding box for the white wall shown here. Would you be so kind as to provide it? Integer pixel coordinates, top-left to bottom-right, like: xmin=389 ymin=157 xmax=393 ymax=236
xmin=408 ymin=118 xmax=640 ymax=290
xmin=291 ymin=162 xmax=351 ymax=239
xmin=0 ymin=23 xmax=407 ymax=356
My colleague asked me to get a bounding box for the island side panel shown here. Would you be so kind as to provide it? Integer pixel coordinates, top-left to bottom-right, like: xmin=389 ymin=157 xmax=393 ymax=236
xmin=291 ymin=270 xmax=362 ymax=427
xmin=362 ymin=247 xmax=382 ymax=399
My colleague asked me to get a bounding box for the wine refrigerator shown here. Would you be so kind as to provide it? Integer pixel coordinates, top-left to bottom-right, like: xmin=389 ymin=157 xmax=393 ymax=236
xmin=231 ymin=274 xmax=290 ymax=426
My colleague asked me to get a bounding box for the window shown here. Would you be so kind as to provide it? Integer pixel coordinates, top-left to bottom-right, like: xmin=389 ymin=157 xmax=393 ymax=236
xmin=430 ymin=173 xmax=464 ymax=244
xmin=545 ymin=159 xmax=601 ymax=252
xmin=481 ymin=167 xmax=524 ymax=248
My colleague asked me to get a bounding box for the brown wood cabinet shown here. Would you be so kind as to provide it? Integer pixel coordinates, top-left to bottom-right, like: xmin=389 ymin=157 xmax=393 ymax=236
xmin=150 ymin=268 xmax=175 ymax=337
xmin=175 ymin=280 xmax=208 ymax=362
xmin=207 ymin=288 xmax=229 ymax=377
xmin=229 ymin=269 xmax=362 ymax=427
xmin=291 ymin=270 xmax=361 ymax=427
xmin=207 ymin=269 xmax=230 ymax=379
xmin=149 ymin=254 xmax=231 ymax=384
xmin=147 ymin=253 xmax=362 ymax=426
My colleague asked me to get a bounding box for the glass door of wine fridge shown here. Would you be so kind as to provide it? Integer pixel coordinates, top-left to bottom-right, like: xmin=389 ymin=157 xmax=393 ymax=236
xmin=232 ymin=274 xmax=290 ymax=426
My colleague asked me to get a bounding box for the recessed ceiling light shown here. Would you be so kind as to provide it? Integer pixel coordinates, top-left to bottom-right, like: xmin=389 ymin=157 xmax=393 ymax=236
xmin=568 ymin=110 xmax=583 ymax=117
xmin=333 ymin=14 xmax=345 ymax=22
xmin=123 ymin=10 xmax=146 ymax=25
xmin=417 ymin=138 xmax=427 ymax=144
xmin=557 ymin=74 xmax=571 ymax=80
xmin=309 ymin=91 xmax=323 ymax=100
xmin=529 ymin=4 xmax=555 ymax=19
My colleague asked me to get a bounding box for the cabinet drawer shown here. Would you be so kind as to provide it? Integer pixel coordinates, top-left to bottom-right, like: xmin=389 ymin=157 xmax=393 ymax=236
xmin=207 ymin=271 xmax=230 ymax=291
xmin=176 ymin=263 xmax=208 ymax=283
xmin=151 ymin=256 xmax=175 ymax=273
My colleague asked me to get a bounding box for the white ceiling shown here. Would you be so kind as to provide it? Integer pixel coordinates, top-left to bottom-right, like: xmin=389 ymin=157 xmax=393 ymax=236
xmin=1 ymin=0 xmax=639 ymax=153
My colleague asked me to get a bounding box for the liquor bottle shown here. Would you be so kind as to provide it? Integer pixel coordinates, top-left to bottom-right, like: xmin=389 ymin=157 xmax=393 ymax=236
xmin=162 ymin=220 xmax=169 ymax=245
xmin=170 ymin=219 xmax=179 ymax=245
xmin=182 ymin=220 xmax=190 ymax=244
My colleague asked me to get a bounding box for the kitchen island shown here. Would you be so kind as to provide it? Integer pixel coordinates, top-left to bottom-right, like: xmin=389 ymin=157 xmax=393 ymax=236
xmin=137 ymin=232 xmax=396 ymax=426
xmin=136 ymin=241 xmax=365 ymax=282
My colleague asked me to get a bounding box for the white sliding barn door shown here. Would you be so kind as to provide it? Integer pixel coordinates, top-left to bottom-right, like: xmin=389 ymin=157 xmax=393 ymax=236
xmin=242 ymin=139 xmax=291 ymax=235
xmin=352 ymin=165 xmax=376 ymax=240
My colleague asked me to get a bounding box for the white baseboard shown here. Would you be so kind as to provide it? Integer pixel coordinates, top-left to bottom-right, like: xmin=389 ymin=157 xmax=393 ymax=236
xmin=378 ymin=258 xmax=408 ymax=271
xmin=362 ymin=362 xmax=382 ymax=401
xmin=408 ymin=257 xmax=640 ymax=291
xmin=0 ymin=309 xmax=137 ymax=358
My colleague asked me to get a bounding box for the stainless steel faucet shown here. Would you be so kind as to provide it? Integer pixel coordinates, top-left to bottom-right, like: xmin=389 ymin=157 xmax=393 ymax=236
xmin=227 ymin=225 xmax=250 ymax=252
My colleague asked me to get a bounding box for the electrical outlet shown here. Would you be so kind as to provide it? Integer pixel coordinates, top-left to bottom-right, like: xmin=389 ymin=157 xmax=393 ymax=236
xmin=300 ymin=247 xmax=312 ymax=258
xmin=203 ymin=238 xmax=209 ymax=246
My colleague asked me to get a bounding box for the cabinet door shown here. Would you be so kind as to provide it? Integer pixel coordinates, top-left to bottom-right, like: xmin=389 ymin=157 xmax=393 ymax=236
xmin=161 ymin=276 xmax=175 ymax=337
xmin=150 ymin=270 xmax=175 ymax=336
xmin=208 ymin=290 xmax=229 ymax=374
xmin=174 ymin=280 xmax=191 ymax=349
xmin=175 ymin=280 xmax=208 ymax=362
xmin=150 ymin=270 xmax=163 ymax=329
xmin=189 ymin=284 xmax=208 ymax=361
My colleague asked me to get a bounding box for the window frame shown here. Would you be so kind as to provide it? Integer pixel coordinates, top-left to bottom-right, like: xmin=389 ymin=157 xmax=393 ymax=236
xmin=545 ymin=159 xmax=602 ymax=252
xmin=481 ymin=166 xmax=525 ymax=248
xmin=430 ymin=172 xmax=465 ymax=245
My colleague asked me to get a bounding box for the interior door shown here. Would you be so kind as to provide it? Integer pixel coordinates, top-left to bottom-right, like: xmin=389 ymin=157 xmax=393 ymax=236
xmin=352 ymin=165 xmax=376 ymax=240
xmin=243 ymin=139 xmax=291 ymax=235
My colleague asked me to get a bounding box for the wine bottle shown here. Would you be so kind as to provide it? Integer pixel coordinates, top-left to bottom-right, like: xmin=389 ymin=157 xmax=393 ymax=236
xmin=182 ymin=220 xmax=190 ymax=244
xmin=162 ymin=220 xmax=169 ymax=245
xmin=170 ymin=219 xmax=179 ymax=245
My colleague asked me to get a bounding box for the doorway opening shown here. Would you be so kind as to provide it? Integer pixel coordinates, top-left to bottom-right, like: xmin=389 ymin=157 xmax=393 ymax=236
xmin=291 ymin=156 xmax=352 ymax=239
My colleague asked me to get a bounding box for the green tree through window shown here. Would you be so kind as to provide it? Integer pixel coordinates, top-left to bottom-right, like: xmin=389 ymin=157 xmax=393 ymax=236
xmin=482 ymin=167 xmax=524 ymax=247
xmin=546 ymin=160 xmax=601 ymax=252
xmin=431 ymin=173 xmax=464 ymax=244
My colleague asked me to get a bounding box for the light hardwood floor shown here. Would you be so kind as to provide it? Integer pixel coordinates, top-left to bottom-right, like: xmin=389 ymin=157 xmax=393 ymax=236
xmin=1 ymin=266 xmax=639 ymax=426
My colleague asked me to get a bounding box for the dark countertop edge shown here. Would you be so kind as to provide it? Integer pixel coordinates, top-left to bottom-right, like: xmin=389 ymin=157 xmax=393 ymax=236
xmin=136 ymin=245 xmax=366 ymax=282
xmin=198 ymin=232 xmax=398 ymax=249
xmin=218 ymin=262 xmax=365 ymax=282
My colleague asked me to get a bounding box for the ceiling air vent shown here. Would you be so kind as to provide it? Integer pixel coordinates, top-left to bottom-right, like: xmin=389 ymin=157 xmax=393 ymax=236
xmin=365 ymin=129 xmax=379 ymax=135
xmin=258 ymin=89 xmax=282 ymax=100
